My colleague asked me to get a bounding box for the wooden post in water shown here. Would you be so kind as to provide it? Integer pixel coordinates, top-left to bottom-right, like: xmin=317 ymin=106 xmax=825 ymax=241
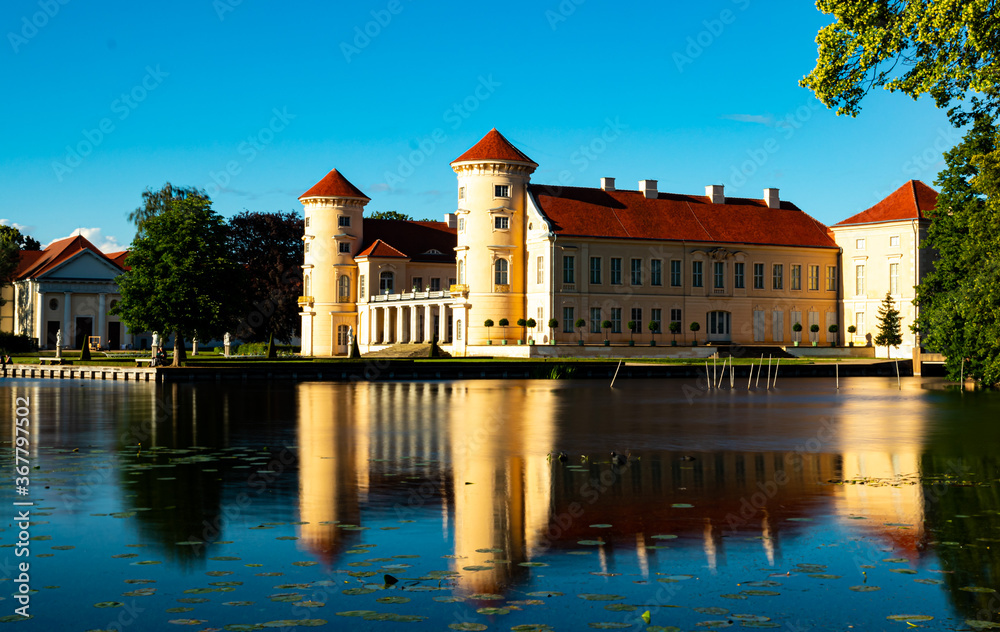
xmin=705 ymin=360 xmax=711 ymax=390
xmin=713 ymin=356 xmax=717 ymax=389
xmin=766 ymin=355 xmax=772 ymax=390
xmin=960 ymin=358 xmax=964 ymax=388
xmin=895 ymin=358 xmax=901 ymax=390
xmin=730 ymin=357 xmax=735 ymax=388
xmin=717 ymin=357 xmax=725 ymax=389
xmin=836 ymin=362 xmax=839 ymax=390
xmin=755 ymin=356 xmax=764 ymax=388
xmin=747 ymin=361 xmax=754 ymax=389
xmin=772 ymin=358 xmax=780 ymax=388
xmin=610 ymin=360 xmax=623 ymax=388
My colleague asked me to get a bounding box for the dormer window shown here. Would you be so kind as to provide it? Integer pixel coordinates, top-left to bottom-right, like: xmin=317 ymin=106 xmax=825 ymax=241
xmin=338 ymin=216 xmax=351 ymax=227
xmin=494 ymin=184 xmax=510 ymax=198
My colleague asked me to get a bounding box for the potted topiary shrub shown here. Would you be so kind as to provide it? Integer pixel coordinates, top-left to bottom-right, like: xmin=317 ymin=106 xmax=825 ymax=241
xmin=847 ymin=324 xmax=856 ymax=347
xmin=648 ymin=320 xmax=658 ymax=346
xmin=499 ymin=318 xmax=509 ymax=345
xmin=548 ymin=318 xmax=559 ymax=345
xmin=690 ymin=321 xmax=700 ymax=346
xmin=810 ymin=323 xmax=820 ymax=346
xmin=484 ymin=319 xmax=494 ymax=345
xmin=526 ymin=318 xmax=537 ymax=344
xmin=517 ymin=318 xmax=527 ymax=344
xmin=792 ymin=322 xmax=802 ymax=346
xmin=828 ymin=323 xmax=839 ymax=347
xmin=627 ymin=321 xmax=636 ymax=346
xmin=669 ymin=321 xmax=680 ymax=346
xmin=575 ymin=318 xmax=586 ymax=346
xmin=601 ymin=320 xmax=612 ymax=346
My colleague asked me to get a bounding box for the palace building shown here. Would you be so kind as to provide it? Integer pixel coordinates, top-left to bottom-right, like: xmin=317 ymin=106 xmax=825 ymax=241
xmin=299 ymin=129 xmax=937 ymax=358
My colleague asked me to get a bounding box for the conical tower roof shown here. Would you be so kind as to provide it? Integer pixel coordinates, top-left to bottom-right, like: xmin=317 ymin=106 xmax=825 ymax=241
xmin=451 ymin=129 xmax=537 ymax=167
xmin=300 ymin=169 xmax=370 ymax=201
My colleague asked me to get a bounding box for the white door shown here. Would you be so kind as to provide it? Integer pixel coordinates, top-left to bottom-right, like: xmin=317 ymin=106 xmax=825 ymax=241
xmin=708 ymin=311 xmax=731 ymax=342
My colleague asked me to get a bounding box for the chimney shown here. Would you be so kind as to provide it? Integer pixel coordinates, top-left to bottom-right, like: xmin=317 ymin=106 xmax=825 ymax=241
xmin=601 ymin=177 xmax=616 ymax=191
xmin=443 ymin=213 xmax=457 ymax=228
xmin=706 ymin=184 xmax=725 ymax=205
xmin=639 ymin=179 xmax=658 ymax=199
xmin=764 ymin=188 xmax=780 ymax=209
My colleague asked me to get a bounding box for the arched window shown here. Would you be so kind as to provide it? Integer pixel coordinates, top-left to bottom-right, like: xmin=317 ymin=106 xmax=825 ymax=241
xmin=379 ymin=271 xmax=394 ymax=293
xmin=304 ymin=274 xmax=311 ymax=297
xmin=458 ymin=260 xmax=465 ymax=285
xmin=494 ymin=259 xmax=509 ymax=286
xmin=338 ymin=275 xmax=350 ymax=303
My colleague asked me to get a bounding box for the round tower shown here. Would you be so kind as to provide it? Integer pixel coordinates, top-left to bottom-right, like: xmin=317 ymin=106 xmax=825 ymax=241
xmin=299 ymin=169 xmax=369 ymax=356
xmin=451 ymin=129 xmax=537 ymax=345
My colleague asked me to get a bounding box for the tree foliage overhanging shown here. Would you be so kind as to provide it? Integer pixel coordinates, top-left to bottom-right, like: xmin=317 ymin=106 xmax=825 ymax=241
xmin=114 ymin=185 xmax=243 ymax=366
xmin=915 ymin=118 xmax=1000 ymax=385
xmin=227 ymin=210 xmax=303 ymax=344
xmin=801 ymin=0 xmax=1000 ymax=126
xmin=0 ymin=225 xmax=42 ymax=307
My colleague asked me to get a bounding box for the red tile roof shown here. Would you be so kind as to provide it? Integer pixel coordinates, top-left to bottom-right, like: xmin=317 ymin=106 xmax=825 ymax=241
xmin=357 ymin=220 xmax=457 ymax=263
xmin=834 ymin=180 xmax=937 ymax=226
xmin=529 ymin=186 xmax=838 ymax=249
xmin=356 ymin=239 xmax=408 ymax=259
xmin=106 ymin=250 xmax=131 ymax=270
xmin=452 ymin=129 xmax=537 ymax=166
xmin=14 ymin=235 xmax=124 ymax=280
xmin=300 ymin=169 xmax=370 ymax=201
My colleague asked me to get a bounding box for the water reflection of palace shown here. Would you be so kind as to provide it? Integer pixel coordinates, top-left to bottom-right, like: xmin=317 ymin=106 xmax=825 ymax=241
xmin=291 ymin=380 xmax=936 ymax=592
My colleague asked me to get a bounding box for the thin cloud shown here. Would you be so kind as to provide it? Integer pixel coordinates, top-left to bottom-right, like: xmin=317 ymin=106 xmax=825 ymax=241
xmin=0 ymin=219 xmax=36 ymax=234
xmin=721 ymin=113 xmax=775 ymax=126
xmin=50 ymin=228 xmax=124 ymax=254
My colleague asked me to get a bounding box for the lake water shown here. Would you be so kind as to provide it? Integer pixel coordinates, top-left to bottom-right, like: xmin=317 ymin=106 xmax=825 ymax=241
xmin=3 ymin=376 xmax=1000 ymax=631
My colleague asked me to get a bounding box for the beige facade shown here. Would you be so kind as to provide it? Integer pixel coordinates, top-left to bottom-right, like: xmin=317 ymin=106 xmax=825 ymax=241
xmin=301 ymin=130 xmax=937 ymax=357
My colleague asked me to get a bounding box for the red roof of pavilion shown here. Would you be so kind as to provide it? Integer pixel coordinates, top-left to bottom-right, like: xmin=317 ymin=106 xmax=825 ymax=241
xmin=14 ymin=235 xmax=124 ymax=280
xmin=356 ymin=220 xmax=457 ymax=263
xmin=834 ymin=180 xmax=938 ymax=226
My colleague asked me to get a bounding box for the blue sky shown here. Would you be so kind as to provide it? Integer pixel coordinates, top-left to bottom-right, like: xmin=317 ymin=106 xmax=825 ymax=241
xmin=1 ymin=0 xmax=957 ymax=252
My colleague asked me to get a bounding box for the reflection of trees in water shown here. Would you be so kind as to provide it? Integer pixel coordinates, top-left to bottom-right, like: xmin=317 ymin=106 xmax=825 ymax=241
xmin=922 ymin=455 xmax=1000 ymax=621
xmin=117 ymin=383 xmax=301 ymax=568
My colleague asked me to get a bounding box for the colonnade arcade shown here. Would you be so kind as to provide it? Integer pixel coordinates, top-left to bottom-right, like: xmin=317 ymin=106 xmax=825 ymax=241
xmin=362 ymin=296 xmax=468 ymax=347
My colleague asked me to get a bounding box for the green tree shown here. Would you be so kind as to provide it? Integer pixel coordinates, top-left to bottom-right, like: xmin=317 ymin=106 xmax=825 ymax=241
xmin=114 ymin=185 xmax=243 ymax=367
xmin=915 ymin=119 xmax=1000 ymax=385
xmin=227 ymin=210 xmax=304 ymax=343
xmin=128 ymin=182 xmax=204 ymax=236
xmin=367 ymin=210 xmax=412 ymax=220
xmin=801 ymin=1 xmax=1000 ymax=126
xmin=484 ymin=319 xmax=494 ymax=343
xmin=0 ymin=225 xmax=41 ymax=306
xmin=875 ymin=292 xmax=903 ymax=356
xmin=574 ymin=318 xmax=586 ymax=342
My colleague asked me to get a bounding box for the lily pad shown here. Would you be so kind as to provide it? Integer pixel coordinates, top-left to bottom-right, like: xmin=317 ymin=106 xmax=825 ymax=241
xmin=578 ymin=594 xmax=624 ymax=601
xmin=588 ymin=624 xmax=631 ymax=629
xmin=577 ymin=540 xmax=605 ymax=546
xmin=94 ymin=602 xmax=124 ymax=608
xmin=848 ymin=585 xmax=882 ymax=592
xmin=962 ymin=586 xmax=999 ymax=593
xmin=476 ymin=607 xmax=510 ymax=615
xmin=449 ymin=624 xmax=488 ymax=631
xmin=886 ymin=615 xmax=933 ymax=622
xmin=376 ymin=596 xmax=410 ymax=604
xmin=967 ymin=621 xmax=1000 ymax=630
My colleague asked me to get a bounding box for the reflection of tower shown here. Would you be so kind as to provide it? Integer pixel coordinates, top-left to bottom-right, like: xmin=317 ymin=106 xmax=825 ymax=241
xmin=296 ymin=383 xmax=369 ymax=565
xmin=451 ymin=130 xmax=537 ymax=345
xmin=299 ymin=170 xmax=369 ymax=356
xmin=448 ymin=383 xmax=556 ymax=594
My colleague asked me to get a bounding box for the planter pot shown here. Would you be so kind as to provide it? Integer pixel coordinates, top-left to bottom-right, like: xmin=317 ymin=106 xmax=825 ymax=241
xmin=578 ymin=340 xmax=584 ymax=346
xmin=487 ymin=340 xmax=493 ymax=345
xmin=692 ymin=341 xmax=698 ymax=346
xmin=794 ymin=341 xmax=799 ymax=347
xmin=650 ymin=340 xmax=656 ymax=346
xmin=628 ymin=340 xmax=635 ymax=347
xmin=812 ymin=341 xmax=818 ymax=347
xmin=518 ymin=340 xmax=524 ymax=345
xmin=671 ymin=341 xmax=677 ymax=346
xmin=849 ymin=342 xmax=854 ymax=347
xmin=603 ymin=340 xmax=610 ymax=347
xmin=501 ymin=340 xmax=507 ymax=345
xmin=528 ymin=340 xmax=535 ymax=345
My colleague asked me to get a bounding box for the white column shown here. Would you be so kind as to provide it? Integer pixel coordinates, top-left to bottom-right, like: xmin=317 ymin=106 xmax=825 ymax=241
xmin=98 ymin=293 xmax=107 ymax=349
xmin=424 ymin=305 xmax=433 ymax=342
xmin=382 ymin=307 xmax=391 ymax=344
xmin=63 ymin=291 xmax=72 ymax=348
xmin=394 ymin=306 xmax=403 ymax=344
xmin=438 ymin=304 xmax=448 ymax=343
xmin=34 ymin=284 xmax=44 ymax=347
xmin=409 ymin=305 xmax=418 ymax=343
